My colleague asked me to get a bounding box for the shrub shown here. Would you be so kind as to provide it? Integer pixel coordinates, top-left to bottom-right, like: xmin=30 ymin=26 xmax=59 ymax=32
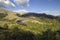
xmin=0 ymin=13 xmax=7 ymax=19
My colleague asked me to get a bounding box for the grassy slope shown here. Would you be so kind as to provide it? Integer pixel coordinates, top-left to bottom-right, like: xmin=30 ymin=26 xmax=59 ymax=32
xmin=0 ymin=9 xmax=60 ymax=35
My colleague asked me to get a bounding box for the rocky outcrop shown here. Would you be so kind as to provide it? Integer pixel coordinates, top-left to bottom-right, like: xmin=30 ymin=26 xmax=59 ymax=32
xmin=16 ymin=20 xmax=27 ymax=26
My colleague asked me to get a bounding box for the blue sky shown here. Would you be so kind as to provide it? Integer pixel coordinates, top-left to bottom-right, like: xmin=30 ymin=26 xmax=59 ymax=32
xmin=0 ymin=0 xmax=60 ymax=16
xmin=28 ymin=0 xmax=60 ymax=15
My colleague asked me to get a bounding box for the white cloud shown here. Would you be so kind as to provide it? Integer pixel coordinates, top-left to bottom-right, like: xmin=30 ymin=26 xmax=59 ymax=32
xmin=0 ymin=0 xmax=15 ymax=8
xmin=13 ymin=9 xmax=28 ymax=15
xmin=13 ymin=9 xmax=28 ymax=13
xmin=14 ymin=0 xmax=29 ymax=7
xmin=0 ymin=0 xmax=30 ymax=8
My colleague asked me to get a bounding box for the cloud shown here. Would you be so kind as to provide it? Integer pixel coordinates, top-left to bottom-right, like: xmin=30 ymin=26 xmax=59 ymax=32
xmin=13 ymin=9 xmax=28 ymax=13
xmin=0 ymin=0 xmax=30 ymax=8
xmin=0 ymin=0 xmax=15 ymax=8
xmin=13 ymin=9 xmax=28 ymax=15
xmin=14 ymin=0 xmax=29 ymax=7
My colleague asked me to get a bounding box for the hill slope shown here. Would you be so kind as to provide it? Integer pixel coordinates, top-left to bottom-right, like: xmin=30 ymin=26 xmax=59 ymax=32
xmin=0 ymin=8 xmax=19 ymax=20
xmin=0 ymin=9 xmax=60 ymax=40
xmin=0 ymin=9 xmax=60 ymax=34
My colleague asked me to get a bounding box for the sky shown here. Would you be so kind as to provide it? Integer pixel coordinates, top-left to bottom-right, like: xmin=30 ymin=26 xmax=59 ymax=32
xmin=0 ymin=0 xmax=60 ymax=16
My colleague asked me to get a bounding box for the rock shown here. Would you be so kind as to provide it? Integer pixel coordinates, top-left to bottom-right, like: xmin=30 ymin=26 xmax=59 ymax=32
xmin=16 ymin=20 xmax=27 ymax=26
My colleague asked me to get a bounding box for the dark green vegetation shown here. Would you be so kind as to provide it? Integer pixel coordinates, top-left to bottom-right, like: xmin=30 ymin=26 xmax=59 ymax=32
xmin=0 ymin=13 xmax=7 ymax=19
xmin=0 ymin=9 xmax=60 ymax=40
xmin=0 ymin=27 xmax=60 ymax=40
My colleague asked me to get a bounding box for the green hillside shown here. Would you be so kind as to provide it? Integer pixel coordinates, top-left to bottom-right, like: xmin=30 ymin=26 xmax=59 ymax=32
xmin=0 ymin=9 xmax=60 ymax=40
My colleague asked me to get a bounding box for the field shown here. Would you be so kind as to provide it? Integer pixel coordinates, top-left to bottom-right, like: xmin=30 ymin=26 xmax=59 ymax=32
xmin=0 ymin=9 xmax=60 ymax=40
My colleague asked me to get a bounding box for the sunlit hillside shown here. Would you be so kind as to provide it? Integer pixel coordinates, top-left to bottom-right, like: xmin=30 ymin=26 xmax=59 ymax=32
xmin=0 ymin=9 xmax=60 ymax=40
xmin=0 ymin=8 xmax=19 ymax=20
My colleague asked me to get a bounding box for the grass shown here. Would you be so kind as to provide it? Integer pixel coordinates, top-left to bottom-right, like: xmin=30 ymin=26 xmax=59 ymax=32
xmin=0 ymin=17 xmax=60 ymax=34
xmin=0 ymin=9 xmax=60 ymax=40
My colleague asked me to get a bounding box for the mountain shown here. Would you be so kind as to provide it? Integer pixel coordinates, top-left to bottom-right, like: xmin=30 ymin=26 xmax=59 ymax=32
xmin=17 ymin=12 xmax=57 ymax=19
xmin=0 ymin=9 xmax=60 ymax=40
xmin=0 ymin=8 xmax=60 ymax=28
xmin=0 ymin=8 xmax=60 ymax=20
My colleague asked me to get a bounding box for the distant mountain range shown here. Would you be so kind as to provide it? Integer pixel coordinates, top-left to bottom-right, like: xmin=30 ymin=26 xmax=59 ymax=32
xmin=0 ymin=8 xmax=60 ymax=20
xmin=16 ymin=12 xmax=60 ymax=19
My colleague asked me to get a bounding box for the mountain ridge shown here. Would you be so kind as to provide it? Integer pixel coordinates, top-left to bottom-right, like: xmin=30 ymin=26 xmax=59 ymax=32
xmin=0 ymin=9 xmax=60 ymax=20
